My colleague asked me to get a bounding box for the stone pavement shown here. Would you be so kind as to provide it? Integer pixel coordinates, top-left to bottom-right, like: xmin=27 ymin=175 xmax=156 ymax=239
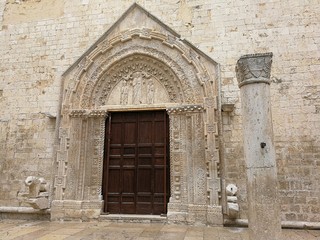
xmin=0 ymin=220 xmax=319 ymax=240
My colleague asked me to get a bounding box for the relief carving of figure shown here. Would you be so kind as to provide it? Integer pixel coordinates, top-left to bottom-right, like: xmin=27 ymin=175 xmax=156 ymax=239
xmin=132 ymin=72 xmax=143 ymax=104
xmin=120 ymin=78 xmax=129 ymax=105
xmin=120 ymin=71 xmax=153 ymax=105
xmin=147 ymin=79 xmax=154 ymax=104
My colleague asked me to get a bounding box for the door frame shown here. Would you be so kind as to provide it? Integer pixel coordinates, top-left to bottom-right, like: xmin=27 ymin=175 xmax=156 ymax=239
xmin=102 ymin=109 xmax=170 ymax=215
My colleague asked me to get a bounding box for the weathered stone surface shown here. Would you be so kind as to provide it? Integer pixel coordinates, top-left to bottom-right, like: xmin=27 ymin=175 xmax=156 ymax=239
xmin=237 ymin=53 xmax=281 ymax=240
xmin=0 ymin=0 xmax=319 ymax=226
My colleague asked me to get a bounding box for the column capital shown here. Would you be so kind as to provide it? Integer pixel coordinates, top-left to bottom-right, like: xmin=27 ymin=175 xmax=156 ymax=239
xmin=236 ymin=52 xmax=273 ymax=87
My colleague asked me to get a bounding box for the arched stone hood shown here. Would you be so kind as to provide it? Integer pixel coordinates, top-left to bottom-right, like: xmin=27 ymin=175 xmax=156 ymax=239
xmin=61 ymin=3 xmax=219 ymax=112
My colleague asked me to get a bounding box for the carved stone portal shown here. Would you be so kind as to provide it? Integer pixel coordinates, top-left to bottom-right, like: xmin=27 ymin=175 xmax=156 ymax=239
xmin=52 ymin=3 xmax=222 ymax=225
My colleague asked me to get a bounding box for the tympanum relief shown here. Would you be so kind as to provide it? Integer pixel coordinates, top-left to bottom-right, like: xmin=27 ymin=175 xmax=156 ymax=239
xmin=108 ymin=70 xmax=170 ymax=105
xmin=91 ymin=55 xmax=184 ymax=108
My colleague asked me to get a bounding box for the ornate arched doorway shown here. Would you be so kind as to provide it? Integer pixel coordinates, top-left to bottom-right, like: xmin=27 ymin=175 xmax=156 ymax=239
xmin=52 ymin=3 xmax=222 ymax=225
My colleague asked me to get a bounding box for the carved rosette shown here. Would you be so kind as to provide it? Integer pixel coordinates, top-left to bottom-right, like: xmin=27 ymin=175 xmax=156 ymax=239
xmin=236 ymin=53 xmax=273 ymax=87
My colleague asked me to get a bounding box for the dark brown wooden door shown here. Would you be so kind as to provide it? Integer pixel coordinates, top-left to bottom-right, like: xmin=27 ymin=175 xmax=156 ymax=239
xmin=103 ymin=110 xmax=170 ymax=215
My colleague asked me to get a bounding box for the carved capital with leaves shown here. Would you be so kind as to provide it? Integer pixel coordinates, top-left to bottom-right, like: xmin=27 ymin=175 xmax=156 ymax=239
xmin=236 ymin=53 xmax=273 ymax=87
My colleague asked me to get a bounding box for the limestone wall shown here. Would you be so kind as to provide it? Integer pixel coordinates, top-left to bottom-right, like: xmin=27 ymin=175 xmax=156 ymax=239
xmin=0 ymin=0 xmax=319 ymax=222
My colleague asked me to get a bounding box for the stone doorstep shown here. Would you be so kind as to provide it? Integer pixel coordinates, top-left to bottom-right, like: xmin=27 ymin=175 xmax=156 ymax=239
xmin=99 ymin=214 xmax=167 ymax=223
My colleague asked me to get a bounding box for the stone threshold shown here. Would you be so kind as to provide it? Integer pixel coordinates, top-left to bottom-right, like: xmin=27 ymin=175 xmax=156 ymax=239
xmin=99 ymin=214 xmax=167 ymax=223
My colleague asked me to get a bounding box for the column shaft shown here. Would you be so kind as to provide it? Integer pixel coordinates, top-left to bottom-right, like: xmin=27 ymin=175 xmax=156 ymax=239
xmin=236 ymin=53 xmax=281 ymax=240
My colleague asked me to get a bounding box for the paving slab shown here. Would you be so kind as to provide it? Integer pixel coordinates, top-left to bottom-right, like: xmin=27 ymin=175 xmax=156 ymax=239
xmin=0 ymin=220 xmax=319 ymax=240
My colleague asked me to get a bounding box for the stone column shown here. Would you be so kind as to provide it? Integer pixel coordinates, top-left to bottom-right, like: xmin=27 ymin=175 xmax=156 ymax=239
xmin=236 ymin=53 xmax=281 ymax=240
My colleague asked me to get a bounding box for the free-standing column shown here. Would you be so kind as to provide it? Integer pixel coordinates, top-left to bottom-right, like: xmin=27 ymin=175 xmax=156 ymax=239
xmin=236 ymin=53 xmax=281 ymax=240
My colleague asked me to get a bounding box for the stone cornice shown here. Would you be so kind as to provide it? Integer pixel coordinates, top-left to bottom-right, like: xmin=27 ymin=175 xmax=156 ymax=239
xmin=236 ymin=53 xmax=273 ymax=88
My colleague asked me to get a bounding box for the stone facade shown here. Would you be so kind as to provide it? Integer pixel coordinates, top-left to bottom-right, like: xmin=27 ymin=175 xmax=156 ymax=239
xmin=0 ymin=0 xmax=319 ymax=224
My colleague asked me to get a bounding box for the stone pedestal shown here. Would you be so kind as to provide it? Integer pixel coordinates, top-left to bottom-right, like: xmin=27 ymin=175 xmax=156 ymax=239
xmin=236 ymin=53 xmax=281 ymax=240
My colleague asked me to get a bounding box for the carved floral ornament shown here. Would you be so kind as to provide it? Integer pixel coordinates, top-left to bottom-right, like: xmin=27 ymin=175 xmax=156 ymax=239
xmin=236 ymin=52 xmax=273 ymax=87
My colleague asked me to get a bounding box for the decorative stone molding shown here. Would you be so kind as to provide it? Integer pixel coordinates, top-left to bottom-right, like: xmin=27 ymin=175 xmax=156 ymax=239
xmin=69 ymin=110 xmax=87 ymax=117
xmin=88 ymin=110 xmax=107 ymax=118
xmin=54 ymin=128 xmax=70 ymax=200
xmin=236 ymin=53 xmax=273 ymax=87
xmin=167 ymin=105 xmax=204 ymax=114
xmin=69 ymin=110 xmax=107 ymax=118
xmin=221 ymin=103 xmax=235 ymax=112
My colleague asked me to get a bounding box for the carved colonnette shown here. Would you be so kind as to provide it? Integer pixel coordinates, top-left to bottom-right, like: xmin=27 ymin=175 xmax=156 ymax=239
xmin=54 ymin=127 xmax=69 ymax=200
xmin=204 ymin=96 xmax=223 ymax=225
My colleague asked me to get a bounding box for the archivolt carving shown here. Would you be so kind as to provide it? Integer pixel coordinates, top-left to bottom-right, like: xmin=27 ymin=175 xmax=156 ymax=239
xmin=63 ymin=29 xmax=216 ymax=110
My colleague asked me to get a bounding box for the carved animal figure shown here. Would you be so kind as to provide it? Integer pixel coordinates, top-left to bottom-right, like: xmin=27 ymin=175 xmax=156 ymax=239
xmin=24 ymin=176 xmax=49 ymax=197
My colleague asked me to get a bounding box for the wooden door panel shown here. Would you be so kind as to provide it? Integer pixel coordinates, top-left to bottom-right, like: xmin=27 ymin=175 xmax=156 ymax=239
xmin=110 ymin=123 xmax=122 ymax=144
xmin=124 ymin=122 xmax=136 ymax=143
xmin=138 ymin=156 xmax=151 ymax=165
xmin=103 ymin=110 xmax=169 ymax=214
xmin=122 ymin=169 xmax=135 ymax=193
xmin=121 ymin=203 xmax=135 ymax=214
xmin=154 ymin=123 xmax=165 ymax=143
xmin=154 ymin=157 xmax=164 ymax=165
xmin=109 ymin=157 xmax=120 ymax=166
xmin=122 ymin=157 xmax=135 ymax=165
xmin=154 ymin=168 xmax=164 ymax=193
xmin=108 ymin=169 xmax=121 ymax=193
xmin=138 ymin=123 xmax=152 ymax=143
xmin=137 ymin=168 xmax=152 ymax=192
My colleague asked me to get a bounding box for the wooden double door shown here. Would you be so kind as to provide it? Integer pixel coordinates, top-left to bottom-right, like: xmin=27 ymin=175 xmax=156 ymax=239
xmin=103 ymin=110 xmax=170 ymax=215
